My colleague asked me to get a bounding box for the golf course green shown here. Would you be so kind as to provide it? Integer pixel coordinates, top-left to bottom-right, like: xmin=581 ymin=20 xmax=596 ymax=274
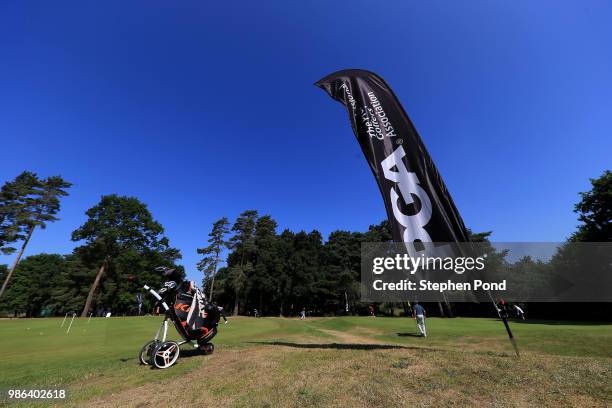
xmin=1 ymin=316 xmax=610 ymax=407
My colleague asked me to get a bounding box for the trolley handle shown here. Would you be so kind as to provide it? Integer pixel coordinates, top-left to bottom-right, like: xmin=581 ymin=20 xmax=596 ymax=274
xmin=127 ymin=275 xmax=174 ymax=312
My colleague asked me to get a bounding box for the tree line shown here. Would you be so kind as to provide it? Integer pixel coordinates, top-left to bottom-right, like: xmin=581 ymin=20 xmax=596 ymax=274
xmin=197 ymin=170 xmax=611 ymax=319
xmin=199 ymin=211 xmax=394 ymax=317
xmin=0 ymin=173 xmax=181 ymax=317
xmin=0 ymin=170 xmax=610 ymax=319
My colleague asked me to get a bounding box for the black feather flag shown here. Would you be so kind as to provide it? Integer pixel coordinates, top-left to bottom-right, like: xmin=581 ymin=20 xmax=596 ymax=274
xmin=316 ymin=69 xmax=469 ymax=250
xmin=316 ymin=69 xmax=518 ymax=356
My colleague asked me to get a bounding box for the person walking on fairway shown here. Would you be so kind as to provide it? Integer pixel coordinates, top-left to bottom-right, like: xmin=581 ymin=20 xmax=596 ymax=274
xmin=514 ymin=304 xmax=525 ymax=320
xmin=413 ymin=302 xmax=427 ymax=337
xmin=300 ymin=308 xmax=306 ymax=320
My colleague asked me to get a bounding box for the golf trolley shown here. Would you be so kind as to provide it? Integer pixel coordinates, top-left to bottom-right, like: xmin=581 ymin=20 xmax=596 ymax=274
xmin=130 ymin=267 xmax=227 ymax=369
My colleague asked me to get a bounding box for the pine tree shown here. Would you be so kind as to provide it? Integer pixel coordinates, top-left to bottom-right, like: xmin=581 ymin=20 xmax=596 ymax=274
xmin=227 ymin=210 xmax=258 ymax=315
xmin=571 ymin=170 xmax=611 ymax=242
xmin=197 ymin=217 xmax=230 ymax=301
xmin=0 ymin=172 xmax=71 ymax=299
xmin=72 ymin=195 xmax=180 ymax=317
xmin=251 ymin=215 xmax=280 ymax=315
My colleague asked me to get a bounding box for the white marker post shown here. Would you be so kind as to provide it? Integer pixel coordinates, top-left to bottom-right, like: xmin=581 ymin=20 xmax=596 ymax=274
xmin=60 ymin=312 xmax=69 ymax=328
xmin=66 ymin=313 xmax=76 ymax=334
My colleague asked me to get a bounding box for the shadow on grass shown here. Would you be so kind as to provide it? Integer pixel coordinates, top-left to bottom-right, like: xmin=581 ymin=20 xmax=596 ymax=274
xmin=510 ymin=319 xmax=612 ymax=326
xmin=396 ymin=332 xmax=423 ymax=337
xmin=180 ymin=348 xmax=211 ymax=358
xmin=249 ymin=341 xmax=425 ymax=351
xmin=121 ymin=348 xmax=208 ymax=364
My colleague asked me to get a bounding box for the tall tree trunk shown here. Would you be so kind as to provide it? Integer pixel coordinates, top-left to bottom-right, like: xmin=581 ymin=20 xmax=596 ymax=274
xmin=441 ymin=292 xmax=454 ymax=317
xmin=437 ymin=301 xmax=445 ymax=317
xmin=233 ymin=289 xmax=239 ymax=316
xmin=208 ymin=274 xmax=216 ymax=302
xmin=81 ymin=257 xmax=109 ymax=317
xmin=401 ymin=302 xmax=409 ymax=316
xmin=445 ymin=302 xmax=454 ymax=318
xmin=232 ymin=246 xmax=246 ymax=317
xmin=209 ymin=251 xmax=219 ymax=302
xmin=0 ymin=225 xmax=35 ymax=299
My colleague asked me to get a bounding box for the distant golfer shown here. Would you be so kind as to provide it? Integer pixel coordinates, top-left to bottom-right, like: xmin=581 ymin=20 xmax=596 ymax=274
xmin=514 ymin=304 xmax=525 ymax=320
xmin=300 ymin=308 xmax=306 ymax=320
xmin=413 ymin=302 xmax=427 ymax=337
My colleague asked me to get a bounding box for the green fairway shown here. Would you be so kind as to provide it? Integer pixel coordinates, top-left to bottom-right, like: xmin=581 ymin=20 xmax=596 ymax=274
xmin=1 ymin=316 xmax=610 ymax=407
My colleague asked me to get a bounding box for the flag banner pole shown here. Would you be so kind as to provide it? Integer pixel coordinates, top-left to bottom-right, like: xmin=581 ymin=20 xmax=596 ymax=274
xmin=502 ymin=316 xmax=520 ymax=357
xmin=490 ymin=292 xmax=520 ymax=357
xmin=316 ymin=69 xmax=518 ymax=355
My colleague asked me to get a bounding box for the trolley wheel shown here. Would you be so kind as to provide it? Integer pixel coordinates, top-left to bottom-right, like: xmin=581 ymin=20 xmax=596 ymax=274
xmin=151 ymin=341 xmax=180 ymax=369
xmin=199 ymin=343 xmax=214 ymax=355
xmin=139 ymin=340 xmax=158 ymax=365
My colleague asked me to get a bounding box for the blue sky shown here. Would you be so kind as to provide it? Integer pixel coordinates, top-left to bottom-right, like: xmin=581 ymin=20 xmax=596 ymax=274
xmin=1 ymin=1 xmax=610 ymax=282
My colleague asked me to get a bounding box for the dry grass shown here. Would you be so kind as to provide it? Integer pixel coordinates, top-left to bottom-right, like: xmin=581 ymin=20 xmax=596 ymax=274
xmin=77 ymin=328 xmax=611 ymax=408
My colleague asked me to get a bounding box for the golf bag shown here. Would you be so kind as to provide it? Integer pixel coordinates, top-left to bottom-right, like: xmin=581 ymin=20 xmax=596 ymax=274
xmin=130 ymin=267 xmax=227 ymax=369
xmin=173 ymin=284 xmax=223 ymax=346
